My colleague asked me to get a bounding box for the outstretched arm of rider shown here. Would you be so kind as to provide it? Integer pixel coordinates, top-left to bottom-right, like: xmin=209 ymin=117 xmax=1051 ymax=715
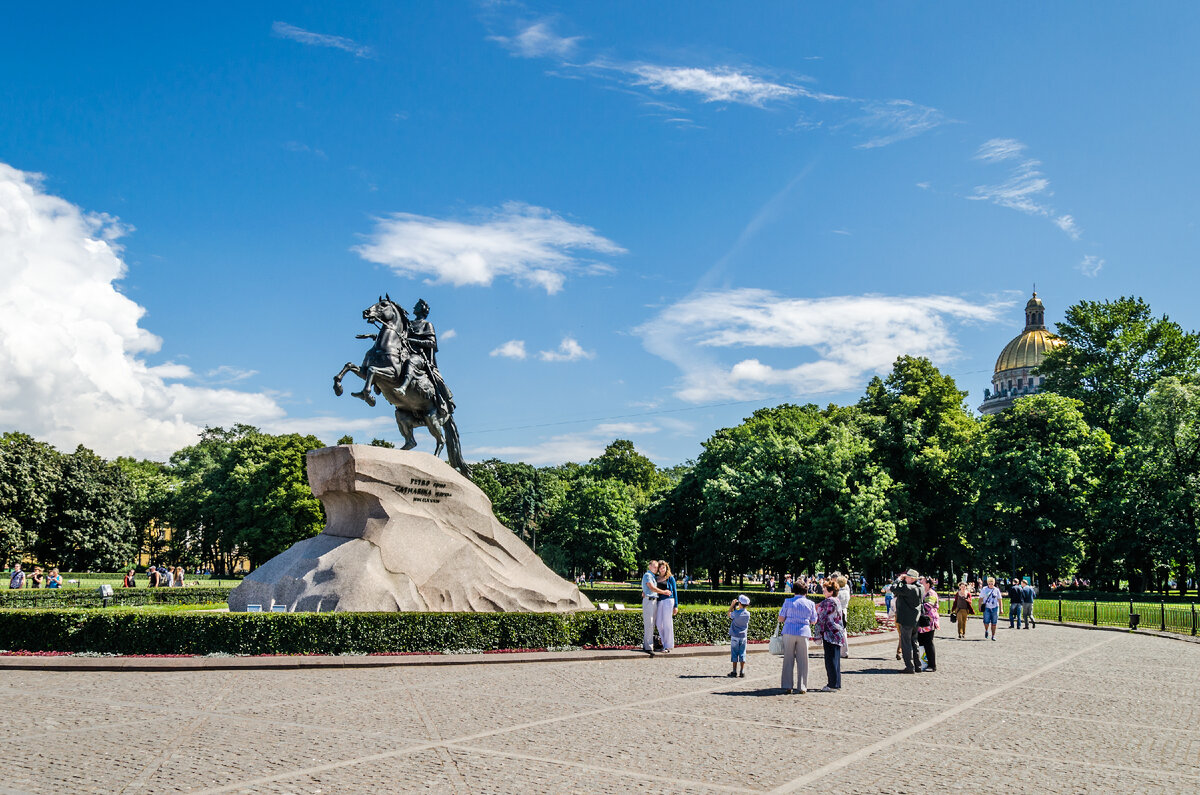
xmin=355 ymin=334 xmax=377 ymax=340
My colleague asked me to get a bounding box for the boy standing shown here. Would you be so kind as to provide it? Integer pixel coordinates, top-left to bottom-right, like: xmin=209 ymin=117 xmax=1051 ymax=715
xmin=727 ymin=594 xmax=751 ymax=678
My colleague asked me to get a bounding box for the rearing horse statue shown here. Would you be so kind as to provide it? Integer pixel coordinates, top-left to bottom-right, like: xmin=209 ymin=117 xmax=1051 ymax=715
xmin=332 ymin=295 xmax=469 ymax=477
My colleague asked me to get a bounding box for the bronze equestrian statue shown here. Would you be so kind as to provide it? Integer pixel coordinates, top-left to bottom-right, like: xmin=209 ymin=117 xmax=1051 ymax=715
xmin=332 ymin=295 xmax=469 ymax=476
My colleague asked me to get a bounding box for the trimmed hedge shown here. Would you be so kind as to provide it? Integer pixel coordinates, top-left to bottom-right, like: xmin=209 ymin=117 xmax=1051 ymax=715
xmin=0 ymin=607 xmax=783 ymax=656
xmin=0 ymin=587 xmax=232 ymax=609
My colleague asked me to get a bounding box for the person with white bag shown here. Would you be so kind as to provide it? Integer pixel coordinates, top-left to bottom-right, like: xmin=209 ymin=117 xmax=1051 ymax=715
xmin=774 ymin=581 xmax=818 ymax=694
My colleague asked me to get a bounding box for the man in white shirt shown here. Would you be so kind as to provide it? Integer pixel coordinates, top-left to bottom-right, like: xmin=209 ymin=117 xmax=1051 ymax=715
xmin=979 ymin=576 xmax=1003 ymax=641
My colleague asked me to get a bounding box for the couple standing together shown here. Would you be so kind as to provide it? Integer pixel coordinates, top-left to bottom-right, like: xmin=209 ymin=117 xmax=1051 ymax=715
xmin=641 ymin=560 xmax=678 ymax=656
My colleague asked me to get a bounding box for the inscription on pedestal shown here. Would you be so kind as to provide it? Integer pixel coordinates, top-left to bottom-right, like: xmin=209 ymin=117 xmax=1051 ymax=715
xmin=396 ymin=477 xmax=453 ymax=503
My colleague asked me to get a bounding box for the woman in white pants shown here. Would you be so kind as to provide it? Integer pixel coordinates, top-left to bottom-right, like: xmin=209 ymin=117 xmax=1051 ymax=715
xmin=655 ymin=562 xmax=679 ymax=652
xmin=777 ymin=582 xmax=817 ymax=694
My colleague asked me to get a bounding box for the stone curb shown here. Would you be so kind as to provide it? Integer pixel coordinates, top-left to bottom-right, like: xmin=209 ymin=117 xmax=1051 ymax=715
xmin=0 ymin=632 xmax=897 ymax=672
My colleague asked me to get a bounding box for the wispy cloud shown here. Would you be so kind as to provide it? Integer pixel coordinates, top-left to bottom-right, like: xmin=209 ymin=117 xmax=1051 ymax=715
xmin=271 ymin=21 xmax=374 ymax=59
xmin=206 ymin=365 xmax=258 ymax=384
xmin=490 ymin=340 xmax=528 ymax=359
xmin=969 ymin=138 xmax=1080 ymax=239
xmin=282 ymin=141 xmax=327 ymax=159
xmin=538 ymin=337 xmax=594 ymax=362
xmin=354 ymin=202 xmax=624 ymax=294
xmin=850 ymin=99 xmax=948 ymax=149
xmin=627 ymin=65 xmax=808 ymax=107
xmin=484 ymin=16 xmax=943 ymax=146
xmin=490 ymin=20 xmax=580 ymax=59
xmin=636 ymin=289 xmax=1011 ymax=403
xmin=1077 ymin=255 xmax=1104 ymax=277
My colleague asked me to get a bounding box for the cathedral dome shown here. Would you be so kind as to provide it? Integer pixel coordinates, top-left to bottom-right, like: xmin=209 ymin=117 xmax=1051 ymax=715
xmin=994 ymin=328 xmax=1064 ymax=373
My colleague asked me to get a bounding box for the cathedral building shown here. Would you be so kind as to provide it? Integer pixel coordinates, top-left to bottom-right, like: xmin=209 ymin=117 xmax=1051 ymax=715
xmin=978 ymin=292 xmax=1064 ymax=415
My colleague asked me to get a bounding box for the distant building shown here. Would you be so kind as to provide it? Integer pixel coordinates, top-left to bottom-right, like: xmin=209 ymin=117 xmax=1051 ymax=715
xmin=979 ymin=292 xmax=1064 ymax=415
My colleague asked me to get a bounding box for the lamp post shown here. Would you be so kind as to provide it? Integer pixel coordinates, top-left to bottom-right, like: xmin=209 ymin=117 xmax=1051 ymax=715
xmin=1010 ymin=539 xmax=1019 ymax=583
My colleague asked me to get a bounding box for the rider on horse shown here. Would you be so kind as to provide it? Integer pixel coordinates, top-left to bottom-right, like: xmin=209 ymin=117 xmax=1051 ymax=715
xmin=398 ymin=299 xmax=455 ymax=418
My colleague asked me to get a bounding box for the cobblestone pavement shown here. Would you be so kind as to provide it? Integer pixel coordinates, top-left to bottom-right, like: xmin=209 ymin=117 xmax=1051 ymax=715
xmin=3 ymin=624 xmax=1198 ymax=794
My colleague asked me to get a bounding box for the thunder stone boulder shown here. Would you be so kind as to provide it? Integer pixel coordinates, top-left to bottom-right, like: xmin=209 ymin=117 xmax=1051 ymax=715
xmin=228 ymin=445 xmax=592 ymax=613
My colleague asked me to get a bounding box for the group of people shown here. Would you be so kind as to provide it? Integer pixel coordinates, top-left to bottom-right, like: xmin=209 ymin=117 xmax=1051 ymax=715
xmin=639 ymin=560 xmax=679 ymax=655
xmin=135 ymin=565 xmax=191 ymax=588
xmin=768 ymin=576 xmax=851 ymax=694
xmin=7 ymin=564 xmax=62 ymax=589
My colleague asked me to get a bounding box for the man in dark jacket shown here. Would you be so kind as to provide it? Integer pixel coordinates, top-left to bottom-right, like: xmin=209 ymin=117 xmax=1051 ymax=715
xmin=893 ymin=569 xmax=923 ymax=673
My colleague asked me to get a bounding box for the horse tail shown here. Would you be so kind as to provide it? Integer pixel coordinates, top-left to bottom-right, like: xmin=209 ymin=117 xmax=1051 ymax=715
xmin=444 ymin=417 xmax=470 ymax=478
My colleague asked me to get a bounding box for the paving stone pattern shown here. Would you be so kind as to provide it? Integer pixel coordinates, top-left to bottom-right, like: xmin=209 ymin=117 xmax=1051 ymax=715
xmin=3 ymin=624 xmax=1198 ymax=794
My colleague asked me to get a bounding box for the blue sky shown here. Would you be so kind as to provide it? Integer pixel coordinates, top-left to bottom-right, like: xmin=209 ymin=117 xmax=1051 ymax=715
xmin=2 ymin=2 xmax=1199 ymax=465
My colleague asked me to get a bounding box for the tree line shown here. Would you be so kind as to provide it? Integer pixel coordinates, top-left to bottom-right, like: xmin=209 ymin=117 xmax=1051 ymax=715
xmin=2 ymin=296 xmax=1198 ymax=593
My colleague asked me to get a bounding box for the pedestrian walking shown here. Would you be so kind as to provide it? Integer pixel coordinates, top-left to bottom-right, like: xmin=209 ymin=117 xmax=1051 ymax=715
xmin=655 ymin=562 xmax=678 ymax=652
xmin=951 ymin=582 xmax=974 ymax=639
xmin=1020 ymin=579 xmax=1036 ymax=629
xmin=8 ymin=564 xmax=24 ymax=589
xmin=917 ymin=578 xmax=939 ymax=671
xmin=776 ymin=581 xmax=817 ymax=694
xmin=727 ymin=594 xmax=751 ymax=678
xmin=979 ymin=576 xmax=1002 ymax=640
xmin=816 ymin=580 xmax=846 ymax=691
xmin=893 ymin=569 xmax=923 ymax=673
xmin=1007 ymin=578 xmax=1024 ymax=629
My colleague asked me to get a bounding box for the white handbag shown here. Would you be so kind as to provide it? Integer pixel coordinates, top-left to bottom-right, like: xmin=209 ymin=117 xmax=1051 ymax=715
xmin=768 ymin=622 xmax=784 ymax=656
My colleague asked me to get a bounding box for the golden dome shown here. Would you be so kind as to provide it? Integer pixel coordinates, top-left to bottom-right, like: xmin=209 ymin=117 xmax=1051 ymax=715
xmin=994 ymin=328 xmax=1063 ymax=373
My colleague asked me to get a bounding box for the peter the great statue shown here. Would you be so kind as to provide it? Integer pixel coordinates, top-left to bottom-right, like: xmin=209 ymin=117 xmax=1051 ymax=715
xmin=333 ymin=295 xmax=469 ymax=476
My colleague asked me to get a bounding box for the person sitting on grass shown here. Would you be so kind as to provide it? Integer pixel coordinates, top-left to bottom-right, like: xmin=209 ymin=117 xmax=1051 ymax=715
xmin=122 ymin=569 xmax=137 ymax=588
xmin=727 ymin=594 xmax=751 ymax=678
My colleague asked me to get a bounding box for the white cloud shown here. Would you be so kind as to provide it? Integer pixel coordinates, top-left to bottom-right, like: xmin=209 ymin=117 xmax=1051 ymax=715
xmin=969 ymin=138 xmax=1081 ymax=239
xmin=490 ymin=340 xmax=528 ymax=359
xmin=271 ymin=21 xmax=374 ymax=59
xmin=1078 ymin=255 xmax=1104 ymax=277
xmin=636 ymin=288 xmax=1010 ymax=402
xmin=628 ymin=65 xmax=806 ymax=106
xmin=0 ymin=163 xmax=288 ymax=460
xmin=441 ymin=328 xmax=457 ymax=341
xmin=282 ymin=141 xmax=327 ymax=159
xmin=851 ymin=99 xmax=947 ymax=149
xmin=538 ymin=336 xmax=594 ymax=362
xmin=354 ymin=202 xmax=624 ymax=294
xmin=491 ymin=21 xmax=580 ymax=59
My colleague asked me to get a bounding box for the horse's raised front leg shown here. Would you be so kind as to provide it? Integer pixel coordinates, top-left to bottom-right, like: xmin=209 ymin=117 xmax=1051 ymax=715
xmin=350 ymin=367 xmax=379 ymax=407
xmin=332 ymin=362 xmax=361 ymax=397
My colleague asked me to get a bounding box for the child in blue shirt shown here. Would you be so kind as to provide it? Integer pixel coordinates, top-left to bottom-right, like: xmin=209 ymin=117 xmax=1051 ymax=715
xmin=727 ymin=594 xmax=751 ymax=678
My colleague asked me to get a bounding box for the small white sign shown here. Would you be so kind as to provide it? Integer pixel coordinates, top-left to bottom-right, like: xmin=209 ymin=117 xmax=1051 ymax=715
xmin=246 ymin=604 xmax=262 ymax=612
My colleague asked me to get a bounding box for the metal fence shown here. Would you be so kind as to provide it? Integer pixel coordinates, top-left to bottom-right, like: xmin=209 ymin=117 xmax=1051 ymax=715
xmin=938 ymin=596 xmax=1198 ymax=636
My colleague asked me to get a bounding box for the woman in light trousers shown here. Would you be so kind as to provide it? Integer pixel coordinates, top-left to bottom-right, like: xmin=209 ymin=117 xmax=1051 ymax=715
xmin=777 ymin=582 xmax=817 ymax=694
xmin=655 ymin=562 xmax=679 ymax=652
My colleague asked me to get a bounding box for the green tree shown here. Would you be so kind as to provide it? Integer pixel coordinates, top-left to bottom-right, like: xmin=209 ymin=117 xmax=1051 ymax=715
xmin=0 ymin=432 xmax=61 ymax=566
xmin=368 ymin=438 xmax=395 ymax=448
xmin=336 ymin=435 xmax=354 ymax=445
xmin=542 ymin=477 xmax=639 ymax=578
xmin=589 ymin=439 xmax=662 ymax=495
xmin=168 ymin=426 xmax=326 ymax=573
xmin=970 ymin=394 xmax=1111 ymax=585
xmin=114 ymin=457 xmax=178 ymax=565
xmin=1039 ymin=296 xmax=1200 ymax=445
xmin=859 ymin=356 xmax=978 ymax=576
xmin=35 ymin=445 xmax=137 ymax=570
xmin=1134 ymin=377 xmax=1200 ymax=594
